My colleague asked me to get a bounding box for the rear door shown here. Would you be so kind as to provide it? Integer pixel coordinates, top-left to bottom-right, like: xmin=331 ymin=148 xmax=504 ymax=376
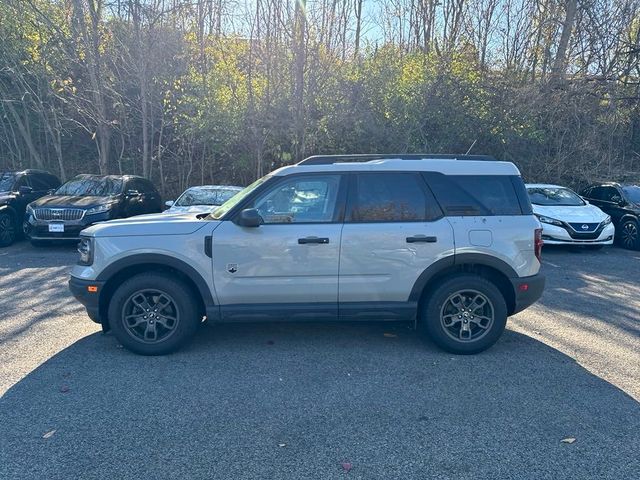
xmin=338 ymin=172 xmax=454 ymax=319
xmin=212 ymin=173 xmax=346 ymax=321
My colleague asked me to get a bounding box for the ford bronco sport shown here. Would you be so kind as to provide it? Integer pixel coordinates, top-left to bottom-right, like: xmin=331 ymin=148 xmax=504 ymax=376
xmin=69 ymin=154 xmax=545 ymax=355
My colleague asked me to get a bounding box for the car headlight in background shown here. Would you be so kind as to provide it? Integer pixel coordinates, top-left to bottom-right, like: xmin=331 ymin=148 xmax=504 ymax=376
xmin=85 ymin=203 xmax=115 ymax=215
xmin=77 ymin=237 xmax=94 ymax=266
xmin=604 ymin=215 xmax=612 ymax=225
xmin=26 ymin=204 xmax=35 ymax=216
xmin=535 ymin=214 xmax=564 ymax=227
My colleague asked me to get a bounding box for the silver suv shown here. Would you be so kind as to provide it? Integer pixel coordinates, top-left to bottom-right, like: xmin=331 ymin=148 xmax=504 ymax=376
xmin=69 ymin=154 xmax=545 ymax=355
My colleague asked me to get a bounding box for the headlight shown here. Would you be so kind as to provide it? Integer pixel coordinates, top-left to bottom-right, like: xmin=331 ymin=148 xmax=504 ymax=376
xmin=604 ymin=215 xmax=612 ymax=225
xmin=26 ymin=204 xmax=35 ymax=216
xmin=535 ymin=214 xmax=564 ymax=227
xmin=85 ymin=203 xmax=114 ymax=215
xmin=77 ymin=237 xmax=93 ymax=266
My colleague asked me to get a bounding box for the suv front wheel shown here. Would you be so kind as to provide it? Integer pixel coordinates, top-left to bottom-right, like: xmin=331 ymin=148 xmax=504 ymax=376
xmin=108 ymin=273 xmax=201 ymax=355
xmin=421 ymin=274 xmax=508 ymax=354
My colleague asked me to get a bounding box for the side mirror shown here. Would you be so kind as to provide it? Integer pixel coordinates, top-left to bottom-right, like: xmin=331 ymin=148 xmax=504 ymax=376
xmin=126 ymin=189 xmax=140 ymax=197
xmin=18 ymin=186 xmax=33 ymax=195
xmin=165 ymin=200 xmax=174 ymax=207
xmin=47 ymin=188 xmax=56 ymax=195
xmin=236 ymin=208 xmax=263 ymax=227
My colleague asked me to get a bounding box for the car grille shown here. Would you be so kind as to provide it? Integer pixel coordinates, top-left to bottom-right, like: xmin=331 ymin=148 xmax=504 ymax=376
xmin=34 ymin=208 xmax=85 ymax=221
xmin=568 ymin=222 xmax=600 ymax=233
xmin=565 ymin=221 xmax=605 ymax=240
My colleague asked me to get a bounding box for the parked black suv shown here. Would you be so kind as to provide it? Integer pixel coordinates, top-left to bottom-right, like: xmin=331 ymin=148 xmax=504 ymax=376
xmin=0 ymin=169 xmax=61 ymax=247
xmin=25 ymin=174 xmax=162 ymax=244
xmin=581 ymin=183 xmax=640 ymax=249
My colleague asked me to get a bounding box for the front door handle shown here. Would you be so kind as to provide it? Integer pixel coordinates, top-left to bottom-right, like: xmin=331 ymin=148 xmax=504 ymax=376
xmin=406 ymin=235 xmax=437 ymax=243
xmin=298 ymin=236 xmax=330 ymax=244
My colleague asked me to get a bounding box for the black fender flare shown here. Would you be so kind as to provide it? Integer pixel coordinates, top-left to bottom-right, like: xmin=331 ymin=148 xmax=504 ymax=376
xmin=619 ymin=214 xmax=640 ymax=227
xmin=96 ymin=253 xmax=215 ymax=308
xmin=409 ymin=253 xmax=518 ymax=302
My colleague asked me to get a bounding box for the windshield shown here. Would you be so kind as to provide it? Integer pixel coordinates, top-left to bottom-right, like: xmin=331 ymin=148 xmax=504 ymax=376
xmin=527 ymin=187 xmax=585 ymax=206
xmin=175 ymin=187 xmax=242 ymax=207
xmin=56 ymin=176 xmax=123 ymax=197
xmin=209 ymin=176 xmax=270 ymax=219
xmin=622 ymin=186 xmax=640 ymax=203
xmin=0 ymin=173 xmax=16 ymax=192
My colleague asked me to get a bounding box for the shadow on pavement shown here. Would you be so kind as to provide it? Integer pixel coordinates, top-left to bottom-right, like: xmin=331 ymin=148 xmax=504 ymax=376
xmin=2 ymin=323 xmax=639 ymax=480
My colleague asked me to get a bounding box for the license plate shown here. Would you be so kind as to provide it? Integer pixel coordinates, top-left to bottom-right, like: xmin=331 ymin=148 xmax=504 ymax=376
xmin=48 ymin=223 xmax=64 ymax=233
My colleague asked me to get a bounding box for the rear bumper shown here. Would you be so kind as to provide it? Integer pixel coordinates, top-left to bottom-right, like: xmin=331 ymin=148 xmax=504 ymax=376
xmin=510 ymin=274 xmax=545 ymax=314
xmin=69 ymin=275 xmax=104 ymax=324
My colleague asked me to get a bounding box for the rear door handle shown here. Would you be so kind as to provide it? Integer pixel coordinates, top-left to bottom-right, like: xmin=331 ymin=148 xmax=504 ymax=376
xmin=406 ymin=235 xmax=437 ymax=243
xmin=298 ymin=236 xmax=330 ymax=244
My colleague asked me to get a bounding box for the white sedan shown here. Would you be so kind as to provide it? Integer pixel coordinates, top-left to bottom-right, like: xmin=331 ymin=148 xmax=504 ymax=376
xmin=164 ymin=185 xmax=243 ymax=214
xmin=526 ymin=184 xmax=615 ymax=248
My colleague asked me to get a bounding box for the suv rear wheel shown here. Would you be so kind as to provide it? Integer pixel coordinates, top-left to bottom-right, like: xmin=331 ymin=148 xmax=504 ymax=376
xmin=420 ymin=274 xmax=507 ymax=354
xmin=108 ymin=273 xmax=201 ymax=355
xmin=619 ymin=219 xmax=639 ymax=250
xmin=0 ymin=212 xmax=16 ymax=247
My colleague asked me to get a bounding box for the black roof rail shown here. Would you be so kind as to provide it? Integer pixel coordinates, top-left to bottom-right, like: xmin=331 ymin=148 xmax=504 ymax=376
xmin=297 ymin=154 xmax=497 ymax=165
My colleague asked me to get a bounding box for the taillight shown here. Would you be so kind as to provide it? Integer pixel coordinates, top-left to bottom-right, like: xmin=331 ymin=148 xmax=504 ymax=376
xmin=534 ymin=228 xmax=543 ymax=262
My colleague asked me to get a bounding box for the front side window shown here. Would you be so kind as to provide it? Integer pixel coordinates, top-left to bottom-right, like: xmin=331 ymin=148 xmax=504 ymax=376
xmin=600 ymin=187 xmax=622 ymax=203
xmin=348 ymin=173 xmax=439 ymax=222
xmin=527 ymin=187 xmax=585 ymax=206
xmin=253 ymin=175 xmax=341 ymax=224
xmin=56 ymin=176 xmax=124 ymax=197
xmin=211 ymin=176 xmax=271 ymax=219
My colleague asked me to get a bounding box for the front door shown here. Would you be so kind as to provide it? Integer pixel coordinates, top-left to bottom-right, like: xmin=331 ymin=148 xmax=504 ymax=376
xmin=212 ymin=173 xmax=346 ymax=321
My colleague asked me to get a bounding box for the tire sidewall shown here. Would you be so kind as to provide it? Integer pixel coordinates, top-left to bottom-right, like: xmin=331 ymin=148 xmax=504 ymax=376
xmin=422 ymin=274 xmax=508 ymax=354
xmin=108 ymin=273 xmax=200 ymax=355
xmin=619 ymin=219 xmax=640 ymax=250
xmin=0 ymin=212 xmax=16 ymax=248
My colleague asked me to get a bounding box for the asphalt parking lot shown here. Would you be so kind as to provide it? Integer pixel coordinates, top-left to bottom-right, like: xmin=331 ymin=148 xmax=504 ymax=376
xmin=1 ymin=242 xmax=639 ymax=479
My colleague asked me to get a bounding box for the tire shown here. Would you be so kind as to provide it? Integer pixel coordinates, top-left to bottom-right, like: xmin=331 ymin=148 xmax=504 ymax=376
xmin=618 ymin=219 xmax=640 ymax=250
xmin=420 ymin=274 xmax=508 ymax=355
xmin=108 ymin=273 xmax=201 ymax=355
xmin=0 ymin=212 xmax=17 ymax=248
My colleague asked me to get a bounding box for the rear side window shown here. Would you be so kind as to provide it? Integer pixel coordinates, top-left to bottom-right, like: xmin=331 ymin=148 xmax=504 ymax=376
xmin=347 ymin=173 xmax=442 ymax=222
xmin=424 ymin=173 xmax=523 ymax=216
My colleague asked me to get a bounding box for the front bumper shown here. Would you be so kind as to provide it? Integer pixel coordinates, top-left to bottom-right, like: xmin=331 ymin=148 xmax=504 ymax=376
xmin=69 ymin=275 xmax=105 ymax=324
xmin=510 ymin=274 xmax=545 ymax=314
xmin=540 ymin=222 xmax=614 ymax=245
xmin=24 ymin=211 xmax=111 ymax=241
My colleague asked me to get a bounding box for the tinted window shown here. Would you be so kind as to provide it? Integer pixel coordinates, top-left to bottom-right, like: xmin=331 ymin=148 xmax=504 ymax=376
xmin=29 ymin=174 xmax=55 ymax=191
xmin=348 ymin=173 xmax=440 ymax=222
xmin=253 ymin=175 xmax=341 ymax=223
xmin=425 ymin=173 xmax=522 ymax=216
xmin=56 ymin=176 xmax=124 ymax=196
xmin=600 ymin=186 xmax=621 ymax=203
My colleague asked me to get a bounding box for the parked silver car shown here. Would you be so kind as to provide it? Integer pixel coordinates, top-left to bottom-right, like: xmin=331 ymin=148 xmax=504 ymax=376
xmin=164 ymin=185 xmax=243 ymax=214
xmin=69 ymin=154 xmax=544 ymax=355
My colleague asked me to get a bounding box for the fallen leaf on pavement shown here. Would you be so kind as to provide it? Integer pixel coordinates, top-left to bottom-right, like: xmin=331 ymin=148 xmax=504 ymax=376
xmin=278 ymin=443 xmax=286 ymax=447
xmin=60 ymin=385 xmax=70 ymax=393
xmin=42 ymin=430 xmax=56 ymax=439
xmin=341 ymin=462 xmax=352 ymax=472
xmin=383 ymin=333 xmax=397 ymax=338
xmin=561 ymin=437 xmax=576 ymax=444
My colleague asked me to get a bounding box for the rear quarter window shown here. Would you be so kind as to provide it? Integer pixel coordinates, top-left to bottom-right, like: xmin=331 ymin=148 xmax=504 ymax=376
xmin=423 ymin=173 xmax=525 ymax=216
